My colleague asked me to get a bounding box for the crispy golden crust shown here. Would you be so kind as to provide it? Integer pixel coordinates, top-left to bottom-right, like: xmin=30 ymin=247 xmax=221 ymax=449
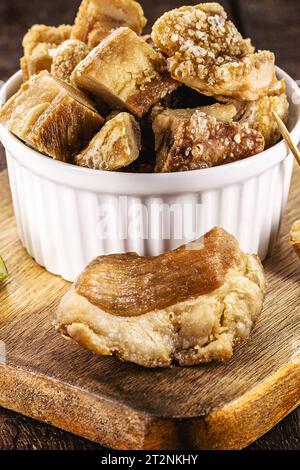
xmin=0 ymin=71 xmax=104 ymax=162
xmin=152 ymin=3 xmax=252 ymax=58
xmin=290 ymin=220 xmax=300 ymax=259
xmin=75 ymin=227 xmax=243 ymax=316
xmin=31 ymin=93 xmax=103 ymax=162
xmin=75 ymin=112 xmax=141 ymax=170
xmin=72 ymin=27 xmax=179 ymax=118
xmin=236 ymin=85 xmax=289 ymax=148
xmin=250 ymin=94 xmax=288 ymax=148
xmin=56 ymin=227 xmax=266 ymax=367
xmin=151 ymin=4 xmax=276 ymax=101
xmin=0 ymin=72 xmax=61 ymax=140
xmin=51 ymin=40 xmax=90 ymax=84
xmin=154 ymin=111 xmax=265 ymax=173
xmin=22 ymin=24 xmax=72 ymax=55
xmin=21 ymin=43 xmax=54 ymax=81
xmin=21 ymin=24 xmax=72 ymax=80
xmin=20 ymin=56 xmax=30 ymax=82
xmin=268 ymin=78 xmax=287 ymax=96
xmin=152 ymin=103 xmax=237 ymax=151
xmin=72 ymin=0 xmax=147 ymax=47
xmin=125 ymin=74 xmax=179 ymax=119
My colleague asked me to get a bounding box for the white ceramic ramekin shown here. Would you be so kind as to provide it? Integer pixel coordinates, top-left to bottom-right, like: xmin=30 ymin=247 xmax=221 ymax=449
xmin=1 ymin=68 xmax=300 ymax=282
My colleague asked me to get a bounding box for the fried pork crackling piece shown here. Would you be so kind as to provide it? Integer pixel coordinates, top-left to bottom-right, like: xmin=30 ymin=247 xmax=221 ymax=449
xmin=22 ymin=24 xmax=72 ymax=55
xmin=152 ymin=103 xmax=237 ymax=151
xmin=72 ymin=0 xmax=147 ymax=47
xmin=21 ymin=43 xmax=54 ymax=81
xmin=56 ymin=227 xmax=266 ymax=368
xmin=235 ymin=81 xmax=289 ymax=148
xmin=151 ymin=3 xmax=276 ymax=101
xmin=290 ymin=220 xmax=300 ymax=259
xmin=21 ymin=24 xmax=72 ymax=81
xmin=51 ymin=40 xmax=91 ymax=84
xmin=75 ymin=112 xmax=141 ymax=170
xmin=72 ymin=27 xmax=179 ymax=118
xmin=154 ymin=110 xmax=265 ymax=172
xmin=0 ymin=71 xmax=104 ymax=162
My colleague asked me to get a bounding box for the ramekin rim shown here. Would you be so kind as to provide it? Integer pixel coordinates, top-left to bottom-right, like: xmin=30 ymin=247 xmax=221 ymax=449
xmin=1 ymin=67 xmax=300 ymax=193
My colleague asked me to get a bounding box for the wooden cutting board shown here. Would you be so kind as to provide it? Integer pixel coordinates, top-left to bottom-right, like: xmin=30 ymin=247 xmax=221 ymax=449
xmin=0 ymin=167 xmax=299 ymax=451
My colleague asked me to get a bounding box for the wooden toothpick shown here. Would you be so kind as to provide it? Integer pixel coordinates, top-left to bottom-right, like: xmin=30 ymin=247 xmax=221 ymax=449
xmin=273 ymin=110 xmax=300 ymax=167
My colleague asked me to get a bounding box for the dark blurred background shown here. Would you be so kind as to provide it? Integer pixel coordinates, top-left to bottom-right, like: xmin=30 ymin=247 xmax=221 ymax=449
xmin=1 ymin=0 xmax=300 ymax=81
xmin=0 ymin=0 xmax=299 ymax=450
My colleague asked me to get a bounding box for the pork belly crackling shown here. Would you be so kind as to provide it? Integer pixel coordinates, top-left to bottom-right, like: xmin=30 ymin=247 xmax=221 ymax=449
xmin=72 ymin=27 xmax=179 ymax=118
xmin=235 ymin=81 xmax=289 ymax=148
xmin=75 ymin=112 xmax=141 ymax=170
xmin=0 ymin=71 xmax=104 ymax=162
xmin=56 ymin=228 xmax=266 ymax=368
xmin=152 ymin=3 xmax=276 ymax=101
xmin=72 ymin=0 xmax=147 ymax=47
xmin=51 ymin=39 xmax=91 ymax=84
xmin=153 ymin=107 xmax=265 ymax=172
xmin=21 ymin=24 xmax=72 ymax=81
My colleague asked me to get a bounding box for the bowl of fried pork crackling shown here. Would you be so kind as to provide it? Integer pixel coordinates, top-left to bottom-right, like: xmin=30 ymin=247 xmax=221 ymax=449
xmin=1 ymin=1 xmax=300 ymax=288
xmin=1 ymin=0 xmax=300 ymax=370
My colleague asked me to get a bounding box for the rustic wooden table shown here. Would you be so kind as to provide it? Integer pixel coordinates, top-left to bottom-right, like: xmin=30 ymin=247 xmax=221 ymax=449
xmin=0 ymin=0 xmax=299 ymax=450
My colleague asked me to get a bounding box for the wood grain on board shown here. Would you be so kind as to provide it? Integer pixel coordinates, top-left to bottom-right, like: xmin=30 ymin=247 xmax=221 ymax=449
xmin=0 ymin=165 xmax=299 ymax=449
